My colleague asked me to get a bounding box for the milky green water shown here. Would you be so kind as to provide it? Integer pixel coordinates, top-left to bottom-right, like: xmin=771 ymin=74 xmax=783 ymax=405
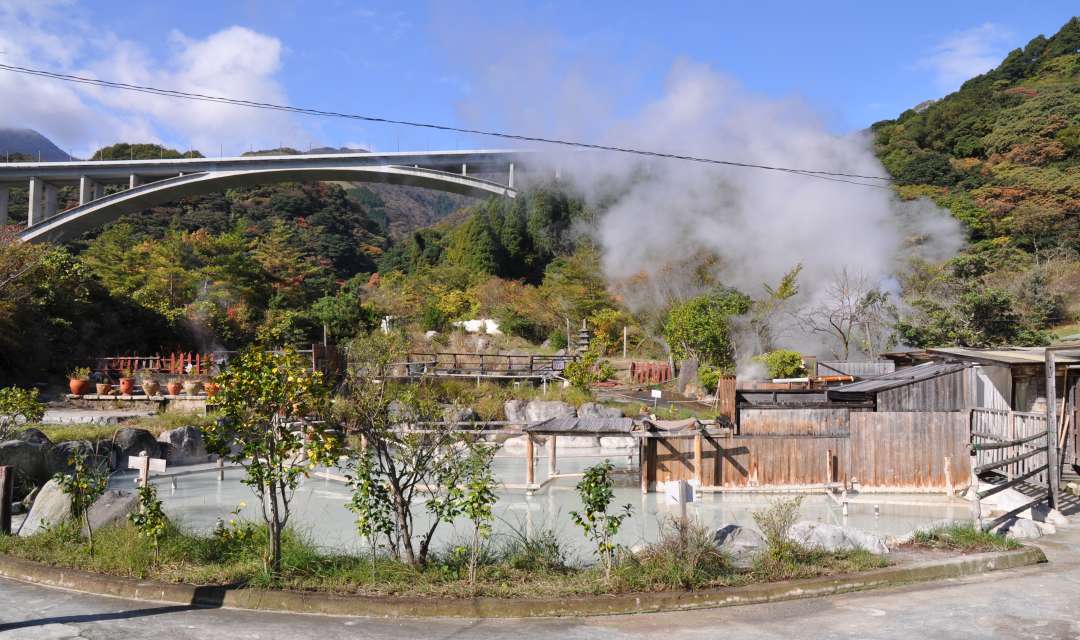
xmin=109 ymin=451 xmax=970 ymax=560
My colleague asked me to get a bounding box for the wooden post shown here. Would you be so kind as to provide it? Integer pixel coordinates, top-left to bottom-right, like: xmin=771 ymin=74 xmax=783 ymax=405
xmin=623 ymin=326 xmax=628 ymax=359
xmin=640 ymin=437 xmax=650 ymax=494
xmin=944 ymin=456 xmax=953 ymax=497
xmin=825 ymin=449 xmax=833 ymax=484
xmin=525 ymin=435 xmax=535 ymax=487
xmin=1046 ymin=349 xmax=1060 ymax=509
xmin=547 ymin=435 xmax=557 ymax=478
xmin=217 ymin=455 xmax=225 ymax=482
xmin=0 ymin=466 xmax=12 ymax=535
xmin=693 ymin=433 xmax=703 ymax=487
xmin=970 ymin=445 xmax=982 ymax=528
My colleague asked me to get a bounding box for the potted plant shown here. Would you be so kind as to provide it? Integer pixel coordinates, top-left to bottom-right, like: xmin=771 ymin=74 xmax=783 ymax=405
xmin=166 ymin=378 xmax=183 ymax=396
xmin=95 ymin=381 xmax=113 ymax=395
xmin=203 ymin=381 xmax=221 ymax=398
xmin=182 ymin=379 xmax=202 ymax=396
xmin=141 ymin=376 xmax=161 ymax=397
xmin=68 ymin=367 xmax=91 ymax=396
xmin=118 ymin=368 xmax=136 ymax=395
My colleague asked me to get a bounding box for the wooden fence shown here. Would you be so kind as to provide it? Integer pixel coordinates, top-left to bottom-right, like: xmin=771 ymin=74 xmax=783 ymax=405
xmin=970 ymin=408 xmax=1049 ymax=486
xmin=645 ymin=410 xmax=971 ymax=491
xmin=969 ymin=408 xmax=1052 ymax=531
xmin=391 ymin=353 xmax=573 ymax=380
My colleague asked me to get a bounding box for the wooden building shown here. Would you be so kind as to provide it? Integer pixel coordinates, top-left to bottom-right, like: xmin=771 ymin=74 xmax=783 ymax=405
xmin=825 ymin=361 xmax=971 ymax=411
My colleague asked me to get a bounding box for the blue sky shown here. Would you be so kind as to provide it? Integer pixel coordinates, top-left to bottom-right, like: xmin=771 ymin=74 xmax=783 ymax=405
xmin=0 ymin=1 xmax=1076 ymax=157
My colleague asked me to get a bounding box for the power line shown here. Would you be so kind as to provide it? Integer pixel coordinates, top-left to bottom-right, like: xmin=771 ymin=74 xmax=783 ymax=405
xmin=0 ymin=62 xmax=895 ymax=186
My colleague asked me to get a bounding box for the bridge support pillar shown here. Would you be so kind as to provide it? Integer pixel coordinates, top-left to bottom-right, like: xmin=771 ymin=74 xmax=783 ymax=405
xmin=27 ymin=177 xmax=43 ymax=226
xmin=0 ymin=186 xmax=7 ymax=226
xmin=78 ymin=176 xmax=97 ymax=205
xmin=461 ymin=163 xmax=467 ymax=176
xmin=508 ymin=162 xmax=514 ymax=189
xmin=43 ymin=183 xmax=58 ymax=220
xmin=129 ymin=174 xmax=142 ymax=189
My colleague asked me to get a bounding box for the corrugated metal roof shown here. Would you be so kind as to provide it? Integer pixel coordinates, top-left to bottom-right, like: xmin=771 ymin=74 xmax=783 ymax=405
xmin=523 ymin=416 xmax=635 ymax=434
xmin=827 ymin=361 xmax=969 ymax=395
xmin=927 ymin=347 xmax=1080 ymax=365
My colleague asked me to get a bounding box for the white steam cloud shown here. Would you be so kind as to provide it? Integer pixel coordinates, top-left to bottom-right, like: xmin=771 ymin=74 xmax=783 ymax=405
xmin=458 ymin=56 xmax=965 ymax=357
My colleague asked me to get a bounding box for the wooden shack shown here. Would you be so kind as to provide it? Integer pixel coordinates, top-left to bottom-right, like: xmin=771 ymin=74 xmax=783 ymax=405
xmin=825 ymin=361 xmax=971 ymax=411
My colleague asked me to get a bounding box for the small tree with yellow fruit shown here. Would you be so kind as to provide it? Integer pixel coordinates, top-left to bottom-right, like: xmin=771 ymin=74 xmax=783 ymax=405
xmin=205 ymin=346 xmax=340 ymax=577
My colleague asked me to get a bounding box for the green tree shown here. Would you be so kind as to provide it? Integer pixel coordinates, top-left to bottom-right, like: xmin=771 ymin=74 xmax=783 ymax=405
xmin=663 ymin=289 xmax=751 ymax=369
xmin=205 ymin=347 xmax=340 ymax=576
xmin=128 ymin=483 xmax=168 ymax=559
xmin=0 ymin=386 xmax=45 ymax=438
xmin=53 ymin=449 xmax=108 ymax=556
xmin=571 ymin=461 xmax=632 ymax=582
xmin=346 ymin=449 xmax=394 ymax=572
xmin=752 ymin=350 xmax=806 ymax=379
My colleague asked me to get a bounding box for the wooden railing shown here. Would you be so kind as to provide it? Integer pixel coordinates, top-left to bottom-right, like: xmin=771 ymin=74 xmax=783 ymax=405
xmin=970 ymin=408 xmax=1052 ymax=531
xmin=389 ymin=352 xmax=575 ymax=379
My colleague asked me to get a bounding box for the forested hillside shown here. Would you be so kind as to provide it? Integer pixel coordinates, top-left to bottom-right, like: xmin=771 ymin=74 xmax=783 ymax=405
xmin=875 ymin=17 xmax=1080 ymax=345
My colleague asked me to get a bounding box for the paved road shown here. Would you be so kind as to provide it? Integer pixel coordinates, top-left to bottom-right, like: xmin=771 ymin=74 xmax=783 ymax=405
xmin=1 ymin=526 xmax=1078 ymax=640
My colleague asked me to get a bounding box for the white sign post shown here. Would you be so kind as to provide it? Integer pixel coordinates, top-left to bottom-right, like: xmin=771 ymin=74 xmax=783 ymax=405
xmin=665 ymin=479 xmax=696 ymax=521
xmin=128 ymin=450 xmax=167 ymax=487
xmin=650 ymin=388 xmax=662 ymax=412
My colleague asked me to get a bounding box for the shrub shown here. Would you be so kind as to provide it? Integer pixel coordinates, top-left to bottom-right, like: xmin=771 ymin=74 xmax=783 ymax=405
xmin=619 ymin=518 xmax=731 ymax=590
xmin=571 ymin=461 xmax=632 ymax=581
xmin=910 ymin=523 xmax=1020 ymax=552
xmin=502 ymin=527 xmax=568 ymax=573
xmin=751 ymin=496 xmax=804 ymax=572
xmin=752 ymin=350 xmax=806 ymax=379
xmin=0 ymin=386 xmax=45 ymax=438
xmin=697 ymin=365 xmax=721 ymax=393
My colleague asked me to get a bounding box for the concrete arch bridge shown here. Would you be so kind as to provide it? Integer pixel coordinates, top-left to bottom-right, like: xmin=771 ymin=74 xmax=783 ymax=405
xmin=0 ymin=150 xmax=530 ymax=243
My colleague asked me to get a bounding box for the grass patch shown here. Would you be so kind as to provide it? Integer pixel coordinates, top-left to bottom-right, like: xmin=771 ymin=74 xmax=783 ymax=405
xmin=0 ymin=515 xmax=893 ymax=599
xmin=31 ymin=412 xmax=213 ymax=444
xmin=909 ymin=523 xmax=1021 ymax=553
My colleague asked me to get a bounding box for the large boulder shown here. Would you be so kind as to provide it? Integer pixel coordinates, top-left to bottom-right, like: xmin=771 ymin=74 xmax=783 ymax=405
xmin=599 ymin=436 xmax=637 ymax=451
xmin=525 ymin=400 xmax=575 ymax=423
xmin=788 ymin=521 xmax=889 ymax=554
xmin=113 ymin=428 xmax=161 ymax=461
xmin=577 ymin=402 xmax=624 ymax=419
xmin=17 ymin=428 xmax=51 ymax=447
xmin=504 ymin=400 xmax=528 ymax=424
xmin=973 ymin=483 xmax=1069 ymax=525
xmin=443 ymin=405 xmax=478 ymax=424
xmin=156 ymin=426 xmax=209 ymax=465
xmin=0 ymin=439 xmax=50 ymax=485
xmin=47 ymin=440 xmax=108 ymax=475
xmin=19 ymin=478 xmax=71 ymax=536
xmin=713 ymin=524 xmax=766 ymax=568
xmin=555 ymin=435 xmax=601 ymax=449
xmin=82 ymin=490 xmax=138 ymax=536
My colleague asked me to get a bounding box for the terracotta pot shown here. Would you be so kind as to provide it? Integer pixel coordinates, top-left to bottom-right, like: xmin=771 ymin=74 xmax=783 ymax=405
xmin=182 ymin=380 xmax=202 ymax=395
xmin=142 ymin=380 xmax=161 ymax=397
xmin=166 ymin=382 xmax=183 ymax=396
xmin=203 ymin=382 xmax=221 ymax=398
xmin=95 ymin=382 xmax=112 ymax=395
xmin=119 ymin=377 xmax=136 ymax=395
xmin=69 ymin=379 xmax=90 ymax=396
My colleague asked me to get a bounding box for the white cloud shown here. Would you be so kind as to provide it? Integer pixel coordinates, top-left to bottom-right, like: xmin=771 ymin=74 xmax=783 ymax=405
xmin=919 ymin=23 xmax=1013 ymax=91
xmin=0 ymin=2 xmax=300 ymax=157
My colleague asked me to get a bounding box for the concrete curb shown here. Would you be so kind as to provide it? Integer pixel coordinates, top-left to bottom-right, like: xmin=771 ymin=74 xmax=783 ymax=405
xmin=0 ymin=547 xmax=1046 ymax=618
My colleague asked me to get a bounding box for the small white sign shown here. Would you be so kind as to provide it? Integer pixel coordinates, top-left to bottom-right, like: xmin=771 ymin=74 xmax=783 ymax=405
xmin=664 ymin=479 xmax=695 ymax=505
xmin=650 ymin=389 xmax=662 ymax=399
xmin=128 ymin=455 xmax=167 ymax=473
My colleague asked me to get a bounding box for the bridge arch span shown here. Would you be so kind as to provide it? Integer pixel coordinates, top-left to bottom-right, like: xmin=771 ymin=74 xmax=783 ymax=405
xmin=19 ymin=165 xmax=516 ymax=244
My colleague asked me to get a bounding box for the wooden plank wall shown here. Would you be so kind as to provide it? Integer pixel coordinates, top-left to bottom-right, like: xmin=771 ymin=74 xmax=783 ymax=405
xmin=739 ymin=408 xmax=851 ymax=435
xmin=849 ymin=412 xmax=970 ymax=490
xmin=876 ymin=370 xmax=969 ymax=411
xmin=649 ymin=411 xmax=972 ymax=491
xmin=650 ymin=434 xmax=845 ymax=487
